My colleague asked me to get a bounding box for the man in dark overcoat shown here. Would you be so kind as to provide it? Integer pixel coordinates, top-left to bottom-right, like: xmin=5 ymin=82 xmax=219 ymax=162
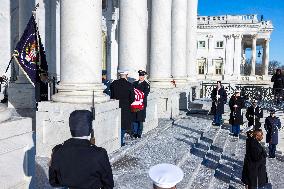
xmin=131 ymin=70 xmax=150 ymax=138
xmin=49 ymin=110 xmax=114 ymax=189
xmin=229 ymin=90 xmax=245 ymax=137
xmin=211 ymin=81 xmax=227 ymax=126
xmin=245 ymin=99 xmax=263 ymax=130
xmin=241 ymin=129 xmax=268 ymax=189
xmin=271 ymin=69 xmax=284 ymax=104
xmin=264 ymin=109 xmax=281 ymax=158
xmin=110 ymin=70 xmax=135 ymax=146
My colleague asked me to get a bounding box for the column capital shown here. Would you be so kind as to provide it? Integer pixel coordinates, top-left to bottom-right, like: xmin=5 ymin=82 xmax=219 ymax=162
xmin=233 ymin=34 xmax=243 ymax=39
xmin=206 ymin=34 xmax=213 ymax=38
xmin=251 ymin=34 xmax=258 ymax=39
xmin=264 ymin=38 xmax=271 ymax=42
xmin=224 ymin=34 xmax=232 ymax=39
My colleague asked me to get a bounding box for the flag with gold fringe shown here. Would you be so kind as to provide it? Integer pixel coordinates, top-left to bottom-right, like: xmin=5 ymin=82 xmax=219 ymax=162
xmin=13 ymin=14 xmax=48 ymax=86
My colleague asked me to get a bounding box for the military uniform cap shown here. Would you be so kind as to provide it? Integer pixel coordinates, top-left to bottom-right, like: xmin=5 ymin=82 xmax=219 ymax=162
xmin=118 ymin=69 xmax=129 ymax=75
xmin=138 ymin=70 xmax=147 ymax=76
xmin=148 ymin=163 xmax=184 ymax=188
xmin=269 ymin=108 xmax=276 ymax=113
xmin=235 ymin=89 xmax=241 ymax=93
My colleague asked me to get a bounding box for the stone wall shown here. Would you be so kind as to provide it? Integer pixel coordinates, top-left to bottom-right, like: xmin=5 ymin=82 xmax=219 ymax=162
xmin=0 ymin=116 xmax=34 ymax=188
xmin=36 ymin=100 xmax=121 ymax=157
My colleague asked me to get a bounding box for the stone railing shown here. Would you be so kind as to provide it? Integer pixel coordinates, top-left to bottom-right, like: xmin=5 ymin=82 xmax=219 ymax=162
xmin=200 ymin=82 xmax=280 ymax=110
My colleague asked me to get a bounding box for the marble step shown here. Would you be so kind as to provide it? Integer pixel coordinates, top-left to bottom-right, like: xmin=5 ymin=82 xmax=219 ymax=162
xmin=208 ymin=134 xmax=240 ymax=189
xmin=189 ymin=128 xmax=230 ymax=189
xmin=112 ymin=117 xmax=213 ymax=185
xmin=228 ymin=134 xmax=247 ymax=189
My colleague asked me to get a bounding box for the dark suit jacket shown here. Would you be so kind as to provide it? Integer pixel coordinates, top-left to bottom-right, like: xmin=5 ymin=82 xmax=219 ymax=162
xmin=49 ymin=138 xmax=114 ymax=189
xmin=110 ymin=78 xmax=135 ymax=131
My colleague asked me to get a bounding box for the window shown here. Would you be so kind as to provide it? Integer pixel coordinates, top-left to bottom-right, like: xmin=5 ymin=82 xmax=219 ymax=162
xmin=102 ymin=0 xmax=107 ymax=10
xmin=214 ymin=59 xmax=223 ymax=75
xmin=197 ymin=59 xmax=206 ymax=74
xmin=198 ymin=41 xmax=206 ymax=48
xmin=216 ymin=41 xmax=224 ymax=48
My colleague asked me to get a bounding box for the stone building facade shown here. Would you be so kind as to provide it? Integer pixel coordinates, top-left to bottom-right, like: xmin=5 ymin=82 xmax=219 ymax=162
xmin=196 ymin=14 xmax=273 ymax=82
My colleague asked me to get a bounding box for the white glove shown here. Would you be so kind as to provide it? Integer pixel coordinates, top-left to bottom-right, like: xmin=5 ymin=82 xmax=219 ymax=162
xmin=233 ymin=105 xmax=238 ymax=108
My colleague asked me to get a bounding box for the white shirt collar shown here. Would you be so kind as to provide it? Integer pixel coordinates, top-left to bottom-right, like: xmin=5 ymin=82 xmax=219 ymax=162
xmin=72 ymin=136 xmax=90 ymax=140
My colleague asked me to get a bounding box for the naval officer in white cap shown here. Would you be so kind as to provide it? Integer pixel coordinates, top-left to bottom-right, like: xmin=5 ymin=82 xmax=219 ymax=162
xmin=149 ymin=163 xmax=184 ymax=189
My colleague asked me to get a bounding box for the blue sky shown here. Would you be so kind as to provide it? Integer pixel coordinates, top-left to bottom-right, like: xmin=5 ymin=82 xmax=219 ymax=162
xmin=198 ymin=0 xmax=284 ymax=64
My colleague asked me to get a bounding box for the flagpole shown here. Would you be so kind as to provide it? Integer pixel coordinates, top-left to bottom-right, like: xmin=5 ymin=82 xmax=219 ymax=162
xmin=32 ymin=3 xmax=42 ymax=74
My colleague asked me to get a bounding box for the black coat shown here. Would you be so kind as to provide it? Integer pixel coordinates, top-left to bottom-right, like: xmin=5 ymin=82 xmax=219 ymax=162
xmin=110 ymin=78 xmax=135 ymax=132
xmin=132 ymin=80 xmax=150 ymax=122
xmin=210 ymin=87 xmax=227 ymax=115
xmin=229 ymin=95 xmax=245 ymax=125
xmin=264 ymin=116 xmax=281 ymax=144
xmin=241 ymin=138 xmax=268 ymax=187
xmin=245 ymin=106 xmax=263 ymax=129
xmin=271 ymin=73 xmax=284 ymax=89
xmin=49 ymin=138 xmax=114 ymax=189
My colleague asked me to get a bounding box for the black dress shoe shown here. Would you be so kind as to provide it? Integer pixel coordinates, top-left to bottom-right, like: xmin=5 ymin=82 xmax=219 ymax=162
xmin=137 ymin=135 xmax=141 ymax=138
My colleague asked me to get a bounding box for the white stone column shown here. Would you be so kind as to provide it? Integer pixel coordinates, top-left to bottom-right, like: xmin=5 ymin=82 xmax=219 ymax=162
xmin=206 ymin=34 xmax=214 ymax=76
xmin=263 ymin=39 xmax=270 ymax=76
xmin=171 ymin=0 xmax=187 ymax=86
xmin=224 ymin=35 xmax=234 ymax=76
xmin=0 ymin=0 xmax=11 ymax=121
xmin=118 ymin=0 xmax=148 ymax=79
xmin=149 ymin=0 xmax=173 ymax=88
xmin=250 ymin=34 xmax=257 ymax=76
xmin=52 ymin=0 xmax=108 ymax=103
xmin=233 ymin=34 xmax=242 ymax=76
xmin=186 ymin=0 xmax=198 ymax=79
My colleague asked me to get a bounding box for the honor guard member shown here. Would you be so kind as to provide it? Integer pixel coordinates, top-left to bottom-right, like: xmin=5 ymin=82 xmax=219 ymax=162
xmin=229 ymin=89 xmax=245 ymax=137
xmin=210 ymin=81 xmax=227 ymax=126
xmin=110 ymin=69 xmax=135 ymax=146
xmin=49 ymin=110 xmax=114 ymax=189
xmin=271 ymin=69 xmax=284 ymax=104
xmin=131 ymin=70 xmax=150 ymax=138
xmin=149 ymin=163 xmax=184 ymax=189
xmin=264 ymin=109 xmax=282 ymax=158
xmin=245 ymin=99 xmax=263 ymax=130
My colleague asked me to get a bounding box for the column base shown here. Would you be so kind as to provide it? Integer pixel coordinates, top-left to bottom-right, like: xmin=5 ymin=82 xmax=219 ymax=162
xmin=8 ymin=83 xmax=36 ymax=109
xmin=52 ymin=83 xmax=109 ymax=104
xmin=173 ymin=77 xmax=187 ymax=87
xmin=0 ymin=104 xmax=11 ymax=122
xmin=150 ymin=78 xmax=175 ymax=88
xmin=36 ymin=100 xmax=121 ymax=157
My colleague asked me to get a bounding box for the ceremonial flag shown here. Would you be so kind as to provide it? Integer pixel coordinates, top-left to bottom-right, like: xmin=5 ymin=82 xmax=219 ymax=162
xmin=13 ymin=14 xmax=48 ymax=86
xmin=131 ymin=88 xmax=145 ymax=112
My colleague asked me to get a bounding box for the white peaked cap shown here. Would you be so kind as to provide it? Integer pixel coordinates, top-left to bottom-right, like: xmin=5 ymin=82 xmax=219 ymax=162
xmin=118 ymin=69 xmax=129 ymax=75
xmin=149 ymin=163 xmax=184 ymax=188
xmin=235 ymin=89 xmax=241 ymax=93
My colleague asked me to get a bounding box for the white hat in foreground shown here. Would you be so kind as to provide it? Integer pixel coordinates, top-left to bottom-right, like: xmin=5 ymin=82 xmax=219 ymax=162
xmin=118 ymin=69 xmax=129 ymax=75
xmin=149 ymin=163 xmax=184 ymax=188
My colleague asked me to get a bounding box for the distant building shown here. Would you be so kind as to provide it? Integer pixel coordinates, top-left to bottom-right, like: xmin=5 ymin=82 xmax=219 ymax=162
xmin=196 ymin=14 xmax=273 ymax=82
